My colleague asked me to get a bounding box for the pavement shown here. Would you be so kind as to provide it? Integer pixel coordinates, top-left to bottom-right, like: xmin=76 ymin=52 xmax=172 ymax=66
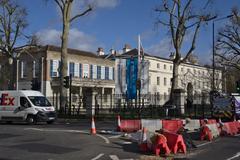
xmin=0 ymin=119 xmax=240 ymax=160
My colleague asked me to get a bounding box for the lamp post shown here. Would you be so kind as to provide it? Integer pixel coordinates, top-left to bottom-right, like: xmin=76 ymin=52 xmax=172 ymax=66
xmin=212 ymin=15 xmax=233 ymax=91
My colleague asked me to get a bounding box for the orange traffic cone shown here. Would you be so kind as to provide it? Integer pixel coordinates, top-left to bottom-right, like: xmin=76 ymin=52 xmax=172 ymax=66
xmin=91 ymin=117 xmax=96 ymax=135
xmin=139 ymin=127 xmax=148 ymax=152
xmin=117 ymin=115 xmax=121 ymax=131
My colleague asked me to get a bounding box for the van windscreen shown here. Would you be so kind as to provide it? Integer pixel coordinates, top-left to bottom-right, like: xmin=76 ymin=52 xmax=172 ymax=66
xmin=28 ymin=96 xmax=51 ymax=107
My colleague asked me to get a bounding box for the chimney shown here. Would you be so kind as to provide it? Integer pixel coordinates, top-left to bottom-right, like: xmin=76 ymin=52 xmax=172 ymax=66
xmin=97 ymin=47 xmax=105 ymax=56
xmin=110 ymin=48 xmax=116 ymax=55
xmin=123 ymin=44 xmax=131 ymax=53
xmin=169 ymin=52 xmax=175 ymax=60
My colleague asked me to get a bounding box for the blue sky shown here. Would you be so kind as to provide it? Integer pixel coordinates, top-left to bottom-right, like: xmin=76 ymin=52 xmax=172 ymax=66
xmin=21 ymin=0 xmax=240 ymax=64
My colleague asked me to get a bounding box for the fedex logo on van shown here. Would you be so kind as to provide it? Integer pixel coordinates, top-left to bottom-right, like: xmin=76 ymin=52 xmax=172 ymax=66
xmin=0 ymin=93 xmax=15 ymax=106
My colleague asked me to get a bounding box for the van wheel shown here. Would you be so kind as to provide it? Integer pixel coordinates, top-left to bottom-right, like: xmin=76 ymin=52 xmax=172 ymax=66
xmin=26 ymin=115 xmax=36 ymax=124
xmin=47 ymin=120 xmax=54 ymax=124
xmin=6 ymin=121 xmax=12 ymax=124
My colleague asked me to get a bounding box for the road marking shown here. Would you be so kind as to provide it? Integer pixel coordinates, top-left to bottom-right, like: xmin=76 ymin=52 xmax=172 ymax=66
xmin=196 ymin=141 xmax=212 ymax=147
xmin=122 ymin=141 xmax=132 ymax=144
xmin=227 ymin=152 xmax=240 ymax=160
xmin=234 ymin=134 xmax=240 ymax=137
xmin=109 ymin=135 xmax=122 ymax=139
xmin=96 ymin=134 xmax=110 ymax=144
xmin=91 ymin=153 xmax=104 ymax=160
xmin=24 ymin=128 xmax=43 ymax=131
xmin=24 ymin=128 xmax=110 ymax=144
xmin=109 ymin=155 xmax=134 ymax=160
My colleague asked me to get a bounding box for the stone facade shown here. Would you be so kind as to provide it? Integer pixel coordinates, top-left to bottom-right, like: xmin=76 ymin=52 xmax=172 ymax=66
xmin=0 ymin=45 xmax=115 ymax=112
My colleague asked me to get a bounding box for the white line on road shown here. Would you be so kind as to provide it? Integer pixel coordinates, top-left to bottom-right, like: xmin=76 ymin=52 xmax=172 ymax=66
xmin=96 ymin=133 xmax=110 ymax=144
xmin=91 ymin=153 xmax=104 ymax=160
xmin=196 ymin=141 xmax=212 ymax=147
xmin=108 ymin=135 xmax=122 ymax=139
xmin=234 ymin=134 xmax=240 ymax=137
xmin=110 ymin=155 xmax=119 ymax=160
xmin=24 ymin=128 xmax=110 ymax=144
xmin=226 ymin=152 xmax=240 ymax=160
xmin=109 ymin=155 xmax=134 ymax=160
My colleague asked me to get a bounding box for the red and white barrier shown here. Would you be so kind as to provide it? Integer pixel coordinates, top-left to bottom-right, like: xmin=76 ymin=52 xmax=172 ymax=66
xmin=141 ymin=119 xmax=162 ymax=132
xmin=206 ymin=124 xmax=220 ymax=138
xmin=120 ymin=120 xmax=141 ymax=133
xmin=184 ymin=119 xmax=201 ymax=131
xmin=162 ymin=120 xmax=183 ymax=133
xmin=200 ymin=126 xmax=213 ymax=141
xmin=152 ymin=134 xmax=170 ymax=156
xmin=163 ymin=131 xmax=187 ymax=154
xmin=221 ymin=122 xmax=239 ymax=136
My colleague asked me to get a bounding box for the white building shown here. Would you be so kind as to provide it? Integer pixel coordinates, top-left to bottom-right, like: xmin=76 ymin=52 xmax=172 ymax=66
xmin=117 ymin=48 xmax=223 ymax=105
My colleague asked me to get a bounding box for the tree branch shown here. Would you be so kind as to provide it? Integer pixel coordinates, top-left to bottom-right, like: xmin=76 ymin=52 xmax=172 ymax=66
xmin=70 ymin=6 xmax=92 ymax=22
xmin=181 ymin=20 xmax=201 ymax=63
xmin=54 ymin=0 xmax=63 ymax=14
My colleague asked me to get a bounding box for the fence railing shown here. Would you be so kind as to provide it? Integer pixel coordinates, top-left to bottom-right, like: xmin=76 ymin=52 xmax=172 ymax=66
xmin=47 ymin=93 xmax=213 ymax=119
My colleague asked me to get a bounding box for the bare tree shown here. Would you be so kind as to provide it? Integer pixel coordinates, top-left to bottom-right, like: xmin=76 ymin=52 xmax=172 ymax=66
xmin=54 ymin=0 xmax=92 ymax=112
xmin=0 ymin=0 xmax=36 ymax=89
xmin=155 ymin=0 xmax=215 ymax=103
xmin=216 ymin=8 xmax=240 ymax=71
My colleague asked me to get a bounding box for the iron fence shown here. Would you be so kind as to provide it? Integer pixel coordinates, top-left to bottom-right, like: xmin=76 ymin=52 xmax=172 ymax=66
xmin=47 ymin=93 xmax=213 ymax=119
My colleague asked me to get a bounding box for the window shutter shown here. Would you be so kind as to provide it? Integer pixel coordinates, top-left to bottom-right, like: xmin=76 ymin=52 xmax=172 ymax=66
xmin=101 ymin=66 xmax=105 ymax=79
xmin=79 ymin=63 xmax=82 ymax=78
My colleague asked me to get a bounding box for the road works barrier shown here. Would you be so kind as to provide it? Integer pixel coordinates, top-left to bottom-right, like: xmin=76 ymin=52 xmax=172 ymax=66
xmin=200 ymin=126 xmax=213 ymax=141
xmin=184 ymin=119 xmax=201 ymax=131
xmin=221 ymin=122 xmax=239 ymax=136
xmin=120 ymin=120 xmax=141 ymax=132
xmin=152 ymin=134 xmax=170 ymax=156
xmin=206 ymin=124 xmax=220 ymax=138
xmin=234 ymin=121 xmax=240 ymax=132
xmin=141 ymin=119 xmax=162 ymax=132
xmin=139 ymin=127 xmax=148 ymax=152
xmin=162 ymin=120 xmax=183 ymax=133
xmin=200 ymin=119 xmax=217 ymax=126
xmin=163 ymin=131 xmax=187 ymax=154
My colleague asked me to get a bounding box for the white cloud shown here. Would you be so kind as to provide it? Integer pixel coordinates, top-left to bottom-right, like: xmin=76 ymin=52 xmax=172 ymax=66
xmin=146 ymin=37 xmax=174 ymax=58
xmin=92 ymin=0 xmax=119 ymax=8
xmin=72 ymin=0 xmax=119 ymax=13
xmin=36 ymin=28 xmax=100 ymax=52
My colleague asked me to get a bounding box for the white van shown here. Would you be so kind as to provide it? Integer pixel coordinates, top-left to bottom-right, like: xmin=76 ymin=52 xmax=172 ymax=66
xmin=0 ymin=90 xmax=56 ymax=124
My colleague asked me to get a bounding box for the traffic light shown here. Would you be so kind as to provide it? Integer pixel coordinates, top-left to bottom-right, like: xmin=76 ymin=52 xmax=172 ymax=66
xmin=31 ymin=78 xmax=40 ymax=90
xmin=63 ymin=76 xmax=70 ymax=88
xmin=136 ymin=79 xmax=141 ymax=90
xmin=236 ymin=80 xmax=240 ymax=93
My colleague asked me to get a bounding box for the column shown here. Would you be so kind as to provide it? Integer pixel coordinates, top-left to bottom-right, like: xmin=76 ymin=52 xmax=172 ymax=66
xmin=101 ymin=87 xmax=104 ymax=109
xmin=87 ymin=91 xmax=97 ymax=117
xmin=173 ymin=89 xmax=186 ymax=115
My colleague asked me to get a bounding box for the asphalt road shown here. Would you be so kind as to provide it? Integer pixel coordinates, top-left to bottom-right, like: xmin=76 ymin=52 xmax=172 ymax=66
xmin=0 ymin=120 xmax=140 ymax=160
xmin=186 ymin=135 xmax=240 ymax=160
xmin=1 ymin=120 xmax=240 ymax=160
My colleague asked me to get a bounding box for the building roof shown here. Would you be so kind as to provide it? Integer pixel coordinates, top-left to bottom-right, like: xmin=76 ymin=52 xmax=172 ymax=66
xmin=44 ymin=45 xmax=100 ymax=58
xmin=119 ymin=48 xmax=220 ymax=70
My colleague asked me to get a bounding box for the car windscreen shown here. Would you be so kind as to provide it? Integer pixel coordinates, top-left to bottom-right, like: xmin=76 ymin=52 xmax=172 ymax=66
xmin=28 ymin=96 xmax=52 ymax=107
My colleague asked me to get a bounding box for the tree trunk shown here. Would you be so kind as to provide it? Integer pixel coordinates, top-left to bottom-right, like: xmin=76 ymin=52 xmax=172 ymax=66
xmin=60 ymin=2 xmax=72 ymax=112
xmin=169 ymin=62 xmax=180 ymax=103
xmin=9 ymin=58 xmax=17 ymax=90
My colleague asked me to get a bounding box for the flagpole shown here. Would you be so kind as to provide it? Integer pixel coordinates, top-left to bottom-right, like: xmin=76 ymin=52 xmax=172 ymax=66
xmin=138 ymin=35 xmax=141 ymax=79
xmin=137 ymin=35 xmax=141 ymax=118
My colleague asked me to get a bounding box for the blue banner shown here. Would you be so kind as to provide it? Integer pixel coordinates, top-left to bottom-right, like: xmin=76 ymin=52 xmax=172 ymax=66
xmin=126 ymin=57 xmax=138 ymax=100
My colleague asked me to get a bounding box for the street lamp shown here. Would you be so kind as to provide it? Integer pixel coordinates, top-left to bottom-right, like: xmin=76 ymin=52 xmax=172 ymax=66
xmin=212 ymin=14 xmax=233 ymax=91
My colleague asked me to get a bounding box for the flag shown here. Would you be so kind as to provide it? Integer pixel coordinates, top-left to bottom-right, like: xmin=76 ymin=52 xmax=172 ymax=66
xmin=138 ymin=35 xmax=144 ymax=62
